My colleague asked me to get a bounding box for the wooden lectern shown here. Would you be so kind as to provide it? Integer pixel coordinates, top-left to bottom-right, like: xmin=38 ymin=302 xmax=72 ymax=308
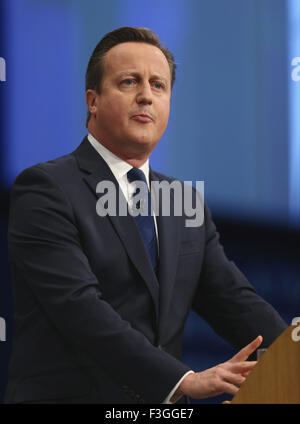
xmin=230 ymin=325 xmax=300 ymax=403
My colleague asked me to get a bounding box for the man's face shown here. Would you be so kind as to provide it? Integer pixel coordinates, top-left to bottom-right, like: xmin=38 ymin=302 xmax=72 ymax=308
xmin=87 ymin=42 xmax=171 ymax=160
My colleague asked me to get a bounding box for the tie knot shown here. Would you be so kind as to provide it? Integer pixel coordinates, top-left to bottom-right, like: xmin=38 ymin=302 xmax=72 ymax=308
xmin=127 ymin=168 xmax=147 ymax=185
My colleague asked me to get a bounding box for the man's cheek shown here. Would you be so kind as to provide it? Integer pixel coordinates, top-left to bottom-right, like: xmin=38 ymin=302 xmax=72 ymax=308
xmin=159 ymin=110 xmax=170 ymax=132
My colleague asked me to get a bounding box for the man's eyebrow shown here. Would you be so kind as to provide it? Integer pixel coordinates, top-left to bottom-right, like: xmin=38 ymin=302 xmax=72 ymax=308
xmin=151 ymin=74 xmax=169 ymax=86
xmin=116 ymin=71 xmax=169 ymax=86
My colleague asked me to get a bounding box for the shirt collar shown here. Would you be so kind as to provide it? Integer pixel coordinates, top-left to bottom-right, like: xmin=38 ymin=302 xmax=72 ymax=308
xmin=87 ymin=133 xmax=150 ymax=185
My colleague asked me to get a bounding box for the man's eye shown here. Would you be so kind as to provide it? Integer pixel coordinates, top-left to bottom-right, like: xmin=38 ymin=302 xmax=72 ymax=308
xmin=153 ymin=82 xmax=163 ymax=90
xmin=122 ymin=79 xmax=135 ymax=86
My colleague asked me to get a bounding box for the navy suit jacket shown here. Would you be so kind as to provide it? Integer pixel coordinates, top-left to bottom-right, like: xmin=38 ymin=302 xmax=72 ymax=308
xmin=4 ymin=136 xmax=287 ymax=403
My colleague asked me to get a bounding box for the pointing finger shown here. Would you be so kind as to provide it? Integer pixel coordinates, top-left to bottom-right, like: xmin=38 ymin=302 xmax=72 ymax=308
xmin=230 ymin=335 xmax=263 ymax=363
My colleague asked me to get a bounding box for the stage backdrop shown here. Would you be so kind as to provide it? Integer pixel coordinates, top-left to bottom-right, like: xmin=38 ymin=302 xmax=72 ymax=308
xmin=1 ymin=0 xmax=299 ymax=228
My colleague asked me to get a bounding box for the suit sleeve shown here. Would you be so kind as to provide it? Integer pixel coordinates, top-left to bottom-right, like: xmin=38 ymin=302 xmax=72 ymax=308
xmin=8 ymin=165 xmax=191 ymax=403
xmin=192 ymin=204 xmax=287 ymax=351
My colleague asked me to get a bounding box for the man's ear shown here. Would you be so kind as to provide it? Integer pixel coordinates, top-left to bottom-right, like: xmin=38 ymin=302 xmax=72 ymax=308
xmin=86 ymin=89 xmax=98 ymax=116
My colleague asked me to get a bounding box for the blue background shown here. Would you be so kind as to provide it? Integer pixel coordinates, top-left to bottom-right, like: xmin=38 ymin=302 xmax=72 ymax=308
xmin=0 ymin=0 xmax=299 ymax=404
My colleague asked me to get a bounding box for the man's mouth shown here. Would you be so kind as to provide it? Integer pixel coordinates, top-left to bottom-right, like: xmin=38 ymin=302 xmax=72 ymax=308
xmin=131 ymin=113 xmax=153 ymax=123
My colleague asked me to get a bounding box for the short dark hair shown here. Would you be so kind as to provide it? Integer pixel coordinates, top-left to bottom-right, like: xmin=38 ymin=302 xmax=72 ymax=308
xmin=85 ymin=26 xmax=176 ymax=127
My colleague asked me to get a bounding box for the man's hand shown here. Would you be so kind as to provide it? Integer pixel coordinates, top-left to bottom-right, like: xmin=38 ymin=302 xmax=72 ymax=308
xmin=172 ymin=335 xmax=263 ymax=401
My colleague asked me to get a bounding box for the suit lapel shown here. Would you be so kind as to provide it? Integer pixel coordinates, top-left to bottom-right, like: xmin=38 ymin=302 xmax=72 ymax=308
xmin=150 ymin=170 xmax=182 ymax=337
xmin=74 ymin=137 xmax=160 ymax=322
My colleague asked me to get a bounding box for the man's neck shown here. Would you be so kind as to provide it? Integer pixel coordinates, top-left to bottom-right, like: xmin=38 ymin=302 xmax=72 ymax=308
xmin=88 ymin=129 xmax=151 ymax=169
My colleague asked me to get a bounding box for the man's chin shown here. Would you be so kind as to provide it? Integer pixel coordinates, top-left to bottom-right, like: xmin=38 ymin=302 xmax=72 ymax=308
xmin=127 ymin=135 xmax=158 ymax=150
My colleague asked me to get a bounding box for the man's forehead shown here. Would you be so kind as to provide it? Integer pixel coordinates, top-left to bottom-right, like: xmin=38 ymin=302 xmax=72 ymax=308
xmin=104 ymin=42 xmax=170 ymax=76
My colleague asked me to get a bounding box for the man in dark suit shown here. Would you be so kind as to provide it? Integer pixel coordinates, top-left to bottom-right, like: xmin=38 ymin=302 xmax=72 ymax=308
xmin=4 ymin=27 xmax=287 ymax=404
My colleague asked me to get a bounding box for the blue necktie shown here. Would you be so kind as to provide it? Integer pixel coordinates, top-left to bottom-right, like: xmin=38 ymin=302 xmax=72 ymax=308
xmin=127 ymin=168 xmax=158 ymax=272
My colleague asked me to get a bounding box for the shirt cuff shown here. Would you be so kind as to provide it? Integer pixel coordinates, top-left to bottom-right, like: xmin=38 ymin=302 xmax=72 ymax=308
xmin=162 ymin=370 xmax=195 ymax=404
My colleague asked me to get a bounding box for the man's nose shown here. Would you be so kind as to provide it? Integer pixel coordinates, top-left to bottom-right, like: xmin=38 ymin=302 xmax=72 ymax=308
xmin=136 ymin=82 xmax=153 ymax=105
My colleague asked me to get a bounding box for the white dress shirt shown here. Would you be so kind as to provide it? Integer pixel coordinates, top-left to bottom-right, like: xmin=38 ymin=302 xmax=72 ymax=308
xmin=87 ymin=133 xmax=159 ymax=242
xmin=87 ymin=133 xmax=194 ymax=404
